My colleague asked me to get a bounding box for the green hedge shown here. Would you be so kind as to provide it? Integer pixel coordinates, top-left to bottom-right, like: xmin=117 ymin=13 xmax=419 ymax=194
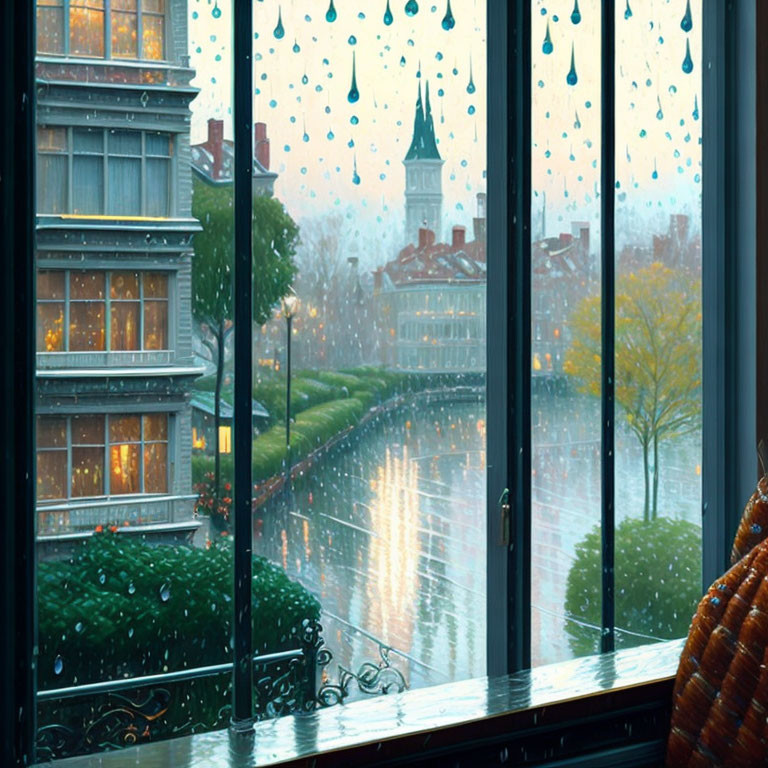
xmin=564 ymin=517 xmax=701 ymax=656
xmin=37 ymin=532 xmax=321 ymax=738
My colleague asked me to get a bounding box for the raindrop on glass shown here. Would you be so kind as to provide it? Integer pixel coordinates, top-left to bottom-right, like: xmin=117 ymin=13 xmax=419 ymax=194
xmin=348 ymin=35 xmax=357 ymax=45
xmin=347 ymin=52 xmax=359 ymax=103
xmin=352 ymin=158 xmax=361 ymax=185
xmin=468 ymin=105 xmax=475 ymax=115
xmin=212 ymin=0 xmax=221 ymax=18
xmin=326 ymin=0 xmax=337 ymax=23
xmin=542 ymin=20 xmax=553 ymax=54
xmin=384 ymin=0 xmax=394 ymax=25
xmin=405 ymin=0 xmax=419 ymax=17
xmin=624 ymin=0 xmax=632 ymax=20
xmin=467 ymin=58 xmax=475 ymax=93
xmin=656 ymin=96 xmax=663 ymax=120
xmin=274 ymin=7 xmax=285 ymax=39
xmin=54 ymin=656 xmax=64 ymax=676
xmin=75 ymin=622 xmax=83 ymax=633
xmin=350 ymin=115 xmax=359 ymax=125
xmin=681 ymin=0 xmax=693 ymax=32
xmin=160 ymin=583 xmax=171 ymax=602
xmin=292 ymin=40 xmax=300 ymax=53
xmin=400 ymin=56 xmax=406 ymax=67
xmin=327 ymin=129 xmax=335 ymax=140
xmin=566 ymin=43 xmax=578 ymax=86
xmin=441 ymin=0 xmax=455 ymax=30
xmin=682 ymin=38 xmax=693 ymax=74
xmin=301 ymin=73 xmax=308 ymax=85
xmin=692 ymin=94 xmax=699 ymax=120
xmin=128 ymin=582 xmax=136 ymax=595
xmin=571 ymin=0 xmax=581 ymax=25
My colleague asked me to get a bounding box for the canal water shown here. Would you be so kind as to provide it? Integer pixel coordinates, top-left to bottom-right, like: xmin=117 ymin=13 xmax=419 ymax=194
xmin=253 ymin=390 xmax=701 ymax=693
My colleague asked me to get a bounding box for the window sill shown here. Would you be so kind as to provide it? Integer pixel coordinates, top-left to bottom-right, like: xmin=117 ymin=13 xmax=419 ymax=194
xmin=41 ymin=638 xmax=683 ymax=768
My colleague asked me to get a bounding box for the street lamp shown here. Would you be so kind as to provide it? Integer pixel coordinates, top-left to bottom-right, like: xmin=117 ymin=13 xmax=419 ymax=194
xmin=281 ymin=291 xmax=299 ymax=461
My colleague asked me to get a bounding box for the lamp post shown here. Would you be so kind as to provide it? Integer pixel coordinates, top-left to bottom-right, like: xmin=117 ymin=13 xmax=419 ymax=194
xmin=281 ymin=291 xmax=299 ymax=466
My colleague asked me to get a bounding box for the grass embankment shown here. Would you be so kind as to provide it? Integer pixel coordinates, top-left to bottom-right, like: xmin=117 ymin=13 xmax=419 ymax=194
xmin=192 ymin=366 xmax=430 ymax=485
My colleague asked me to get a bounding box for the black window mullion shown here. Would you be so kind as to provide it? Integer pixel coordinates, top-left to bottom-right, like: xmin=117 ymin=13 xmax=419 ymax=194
xmin=231 ymin=0 xmax=254 ymax=732
xmin=600 ymin=0 xmax=616 ymax=654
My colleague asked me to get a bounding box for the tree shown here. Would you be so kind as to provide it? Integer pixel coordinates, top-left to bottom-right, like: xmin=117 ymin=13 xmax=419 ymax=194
xmin=564 ymin=517 xmax=701 ymax=656
xmin=563 ymin=263 xmax=701 ymax=521
xmin=192 ymin=179 xmax=299 ymax=496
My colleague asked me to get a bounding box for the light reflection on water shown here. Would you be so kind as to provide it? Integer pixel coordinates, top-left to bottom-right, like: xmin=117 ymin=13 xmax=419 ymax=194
xmin=254 ymin=399 xmax=487 ymax=690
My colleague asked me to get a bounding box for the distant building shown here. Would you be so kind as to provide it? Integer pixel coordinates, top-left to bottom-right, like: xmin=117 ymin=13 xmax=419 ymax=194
xmin=191 ymin=118 xmax=277 ymax=196
xmin=403 ymin=82 xmax=444 ymax=246
xmin=531 ymin=223 xmax=592 ymax=379
xmin=618 ymin=214 xmax=701 ymax=276
xmin=375 ymin=200 xmax=487 ymax=374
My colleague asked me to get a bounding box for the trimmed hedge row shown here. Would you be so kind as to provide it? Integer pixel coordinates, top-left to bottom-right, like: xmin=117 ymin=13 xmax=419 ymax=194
xmin=37 ymin=532 xmax=320 ymax=737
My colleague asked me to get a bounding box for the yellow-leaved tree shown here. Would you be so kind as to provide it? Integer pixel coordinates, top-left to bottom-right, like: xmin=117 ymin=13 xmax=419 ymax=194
xmin=563 ymin=262 xmax=701 ymax=521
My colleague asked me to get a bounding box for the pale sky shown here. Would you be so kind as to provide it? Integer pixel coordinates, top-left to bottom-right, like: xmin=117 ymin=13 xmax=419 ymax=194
xmin=188 ymin=0 xmax=701 ymax=258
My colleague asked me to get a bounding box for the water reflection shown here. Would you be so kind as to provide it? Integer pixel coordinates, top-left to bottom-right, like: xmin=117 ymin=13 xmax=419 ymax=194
xmin=255 ymin=399 xmax=487 ymax=690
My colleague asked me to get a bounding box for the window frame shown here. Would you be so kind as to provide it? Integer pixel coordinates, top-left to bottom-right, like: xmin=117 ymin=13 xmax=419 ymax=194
xmin=0 ymin=0 xmax=760 ymax=765
xmin=37 ymin=126 xmax=174 ymax=218
xmin=35 ymin=0 xmax=166 ymax=62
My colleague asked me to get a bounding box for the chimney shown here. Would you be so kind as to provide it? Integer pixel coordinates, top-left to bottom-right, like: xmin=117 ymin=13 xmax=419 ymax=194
xmin=473 ymin=192 xmax=487 ymax=242
xmin=254 ymin=122 xmax=270 ymax=170
xmin=452 ymin=226 xmax=466 ymax=249
xmin=373 ymin=269 xmax=383 ymax=292
xmin=418 ymin=228 xmax=436 ymax=249
xmin=560 ymin=232 xmax=574 ymax=245
xmin=207 ymin=118 xmax=224 ymax=180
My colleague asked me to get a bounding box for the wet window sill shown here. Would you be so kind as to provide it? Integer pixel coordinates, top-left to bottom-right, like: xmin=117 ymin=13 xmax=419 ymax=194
xmin=41 ymin=639 xmax=683 ymax=768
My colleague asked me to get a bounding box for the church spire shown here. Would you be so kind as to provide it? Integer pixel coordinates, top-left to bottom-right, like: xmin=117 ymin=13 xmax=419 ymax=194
xmin=404 ymin=80 xmax=441 ymax=161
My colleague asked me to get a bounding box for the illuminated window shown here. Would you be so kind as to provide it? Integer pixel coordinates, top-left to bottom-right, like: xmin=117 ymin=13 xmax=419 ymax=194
xmin=218 ymin=425 xmax=232 ymax=454
xmin=35 ymin=0 xmax=164 ymax=60
xmin=35 ymin=413 xmax=169 ymax=501
xmin=36 ymin=269 xmax=169 ymax=353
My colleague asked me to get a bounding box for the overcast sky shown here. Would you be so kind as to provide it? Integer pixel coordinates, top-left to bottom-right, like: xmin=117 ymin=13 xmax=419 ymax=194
xmin=188 ymin=0 xmax=701 ymax=258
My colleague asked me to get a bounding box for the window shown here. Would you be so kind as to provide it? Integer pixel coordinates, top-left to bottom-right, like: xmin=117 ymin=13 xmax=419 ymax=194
xmin=36 ymin=413 xmax=169 ymax=501
xmin=36 ymin=126 xmax=173 ymax=216
xmin=36 ymin=0 xmax=164 ymax=60
xmin=37 ymin=270 xmax=169 ymax=352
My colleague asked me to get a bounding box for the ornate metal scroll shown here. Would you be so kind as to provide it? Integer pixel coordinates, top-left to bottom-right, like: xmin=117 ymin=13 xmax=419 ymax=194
xmin=36 ymin=688 xmax=170 ymax=761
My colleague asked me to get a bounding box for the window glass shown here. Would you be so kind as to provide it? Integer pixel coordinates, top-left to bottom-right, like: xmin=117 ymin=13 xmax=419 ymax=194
xmin=531 ymin=0 xmax=602 ymax=665
xmin=37 ymin=127 xmax=68 ymax=214
xmin=142 ymin=11 xmax=164 ymax=61
xmin=146 ymin=157 xmax=170 ymax=216
xmin=109 ymin=415 xmax=141 ymax=494
xmin=36 ymin=417 xmax=67 ymax=501
xmin=37 ymin=271 xmax=66 ymax=353
xmin=37 ymin=0 xmax=65 ymax=54
xmin=69 ymin=272 xmax=106 ymax=351
xmin=72 ymin=156 xmax=104 ymax=214
xmin=71 ymin=415 xmax=105 ymax=498
xmin=246 ymin=0 xmax=487 ymax=692
xmin=111 ymin=0 xmax=138 ymax=58
xmin=69 ymin=0 xmax=105 ymax=57
xmin=608 ymin=0 xmax=702 ymax=652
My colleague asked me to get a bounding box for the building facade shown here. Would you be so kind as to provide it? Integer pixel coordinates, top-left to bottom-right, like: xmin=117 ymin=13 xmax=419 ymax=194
xmin=34 ymin=0 xmax=203 ymax=547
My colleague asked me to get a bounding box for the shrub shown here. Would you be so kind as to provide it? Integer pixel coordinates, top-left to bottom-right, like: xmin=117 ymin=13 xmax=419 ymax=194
xmin=37 ymin=532 xmax=321 ymax=739
xmin=564 ymin=516 xmax=701 ymax=656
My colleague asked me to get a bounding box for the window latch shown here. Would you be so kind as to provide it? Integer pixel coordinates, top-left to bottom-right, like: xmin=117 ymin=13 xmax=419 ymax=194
xmin=498 ymin=487 xmax=511 ymax=547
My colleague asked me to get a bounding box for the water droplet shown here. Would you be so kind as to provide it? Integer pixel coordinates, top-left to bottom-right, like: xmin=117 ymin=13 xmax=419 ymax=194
xmin=98 ymin=572 xmax=106 ymax=584
xmin=292 ymin=40 xmax=300 ymax=53
xmin=574 ymin=111 xmax=581 ymax=129
xmin=303 ymin=130 xmax=310 ymax=141
xmin=350 ymin=115 xmax=359 ymax=125
xmin=441 ymin=0 xmax=455 ymax=30
xmin=128 ymin=582 xmax=136 ymax=595
xmin=437 ymin=88 xmax=444 ymax=96
xmin=467 ymin=58 xmax=475 ymax=93
xmin=54 ymin=656 xmax=63 ymax=675
xmin=669 ymin=84 xmax=677 ymax=94
xmin=301 ymin=73 xmax=308 ymax=85
xmin=352 ymin=157 xmax=361 ymax=185
xmin=682 ymin=38 xmax=693 ymax=74
xmin=348 ymin=139 xmax=355 ymax=147
xmin=652 ymin=159 xmax=658 ymax=180
xmin=348 ymin=35 xmax=357 ymax=45
xmin=75 ymin=622 xmax=83 ymax=633
xmin=400 ymin=56 xmax=406 ymax=67
xmin=327 ymin=129 xmax=335 ymax=140
xmin=566 ymin=43 xmax=578 ymax=86
xmin=325 ymin=105 xmax=331 ymax=114
xmin=326 ymin=0 xmax=337 ymax=23
xmin=436 ymin=51 xmax=443 ymax=60
xmin=624 ymin=0 xmax=632 ymax=20
xmin=305 ymin=13 xmax=311 ymax=22
xmin=656 ymin=96 xmax=663 ymax=120
xmin=384 ymin=0 xmax=394 ymax=25
xmin=405 ymin=0 xmax=419 ymax=17
xmin=542 ymin=20 xmax=553 ymax=55
xmin=269 ymin=98 xmax=277 ymax=108
xmin=284 ymin=144 xmax=291 ymax=151
xmin=212 ymin=1 xmax=221 ymax=19
xmin=693 ymin=94 xmax=699 ymax=120
xmin=160 ymin=583 xmax=171 ymax=602
xmin=128 ymin=627 xmax=134 ymax=638
xmin=348 ymin=52 xmax=359 ymax=103
xmin=585 ymin=100 xmax=592 ymax=109
xmin=639 ymin=128 xmax=647 ymax=137
xmin=468 ymin=105 xmax=475 ymax=115
xmin=681 ymin=0 xmax=692 ymax=32
xmin=570 ymin=0 xmax=581 ymax=25
xmin=274 ymin=6 xmax=285 ymax=39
